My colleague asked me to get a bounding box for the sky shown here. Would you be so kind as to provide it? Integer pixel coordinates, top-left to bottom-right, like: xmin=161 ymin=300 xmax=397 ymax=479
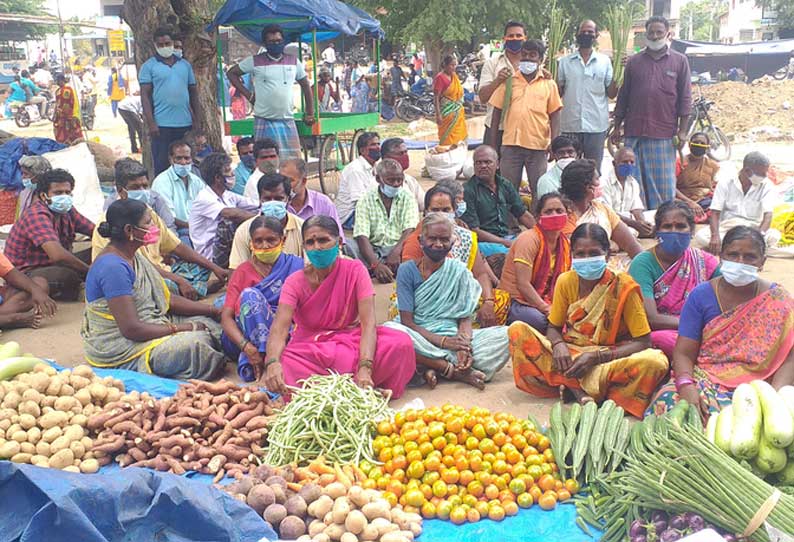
xmin=44 ymin=0 xmax=101 ymax=20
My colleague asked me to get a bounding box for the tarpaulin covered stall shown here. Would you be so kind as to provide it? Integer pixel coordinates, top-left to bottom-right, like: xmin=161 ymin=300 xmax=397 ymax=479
xmin=673 ymin=38 xmax=794 ymax=81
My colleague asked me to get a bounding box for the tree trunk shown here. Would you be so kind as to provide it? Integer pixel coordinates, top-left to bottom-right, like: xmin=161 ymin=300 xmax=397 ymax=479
xmin=122 ymin=0 xmax=220 ymax=175
xmin=423 ymin=38 xmax=443 ymax=76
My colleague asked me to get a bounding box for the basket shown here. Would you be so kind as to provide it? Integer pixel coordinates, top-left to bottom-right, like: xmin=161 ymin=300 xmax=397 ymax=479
xmin=0 ymin=190 xmax=18 ymax=226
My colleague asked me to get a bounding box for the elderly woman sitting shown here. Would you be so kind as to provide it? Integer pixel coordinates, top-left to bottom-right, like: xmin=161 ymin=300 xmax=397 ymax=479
xmin=17 ymin=155 xmax=52 ymax=218
xmin=385 ymin=213 xmax=511 ymax=389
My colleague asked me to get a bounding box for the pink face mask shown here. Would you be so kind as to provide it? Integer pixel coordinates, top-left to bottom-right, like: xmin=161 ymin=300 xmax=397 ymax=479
xmin=138 ymin=225 xmax=160 ymax=245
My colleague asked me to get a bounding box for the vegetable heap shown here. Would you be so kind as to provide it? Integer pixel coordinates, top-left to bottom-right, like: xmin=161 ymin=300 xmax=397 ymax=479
xmin=0 ymin=359 xmax=125 ymax=473
xmin=709 ymin=381 xmax=794 ymax=484
xmin=86 ymin=379 xmax=278 ymax=478
xmin=362 ymin=404 xmax=578 ymax=524
xmin=264 ymin=373 xmax=392 ymax=466
xmin=627 ymin=510 xmax=739 ymax=542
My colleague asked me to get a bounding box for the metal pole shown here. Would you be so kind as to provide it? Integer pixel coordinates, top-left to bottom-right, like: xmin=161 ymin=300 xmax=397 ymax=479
xmin=56 ymin=0 xmax=65 ymax=67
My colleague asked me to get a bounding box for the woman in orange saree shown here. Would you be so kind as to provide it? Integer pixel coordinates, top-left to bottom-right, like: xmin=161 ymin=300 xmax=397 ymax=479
xmin=433 ymin=56 xmax=467 ymax=146
xmin=647 ymin=226 xmax=794 ymax=418
xmin=509 ymin=223 xmax=668 ymax=418
xmin=53 ymin=73 xmax=83 ymax=144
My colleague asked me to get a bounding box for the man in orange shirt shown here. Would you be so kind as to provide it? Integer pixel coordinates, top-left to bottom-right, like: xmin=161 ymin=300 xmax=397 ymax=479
xmin=0 ymin=252 xmax=56 ymax=329
xmin=489 ymin=39 xmax=562 ymax=197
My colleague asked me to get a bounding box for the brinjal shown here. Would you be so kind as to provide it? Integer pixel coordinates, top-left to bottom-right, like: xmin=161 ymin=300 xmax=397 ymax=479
xmin=669 ymin=514 xmax=688 ymax=531
xmin=660 ymin=529 xmax=682 ymax=542
xmin=630 ymin=519 xmax=647 ymax=537
xmin=650 ymin=511 xmax=669 ymax=523
xmin=653 ymin=520 xmax=669 ymax=534
xmin=631 ymin=536 xmax=648 ymax=542
xmin=684 ymin=512 xmax=705 ymax=532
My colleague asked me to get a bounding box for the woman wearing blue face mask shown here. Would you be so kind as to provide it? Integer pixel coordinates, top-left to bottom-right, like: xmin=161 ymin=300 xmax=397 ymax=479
xmin=263 ymin=216 xmax=416 ymax=398
xmin=647 ymin=226 xmax=794 ymax=419
xmin=16 ymin=155 xmax=52 ymax=219
xmin=629 ymin=200 xmax=720 ymax=357
xmin=509 ymin=223 xmax=669 ymax=418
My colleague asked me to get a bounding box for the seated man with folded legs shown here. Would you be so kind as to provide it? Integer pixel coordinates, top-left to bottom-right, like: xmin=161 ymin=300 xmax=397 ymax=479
xmin=0 ymin=252 xmax=56 ymax=329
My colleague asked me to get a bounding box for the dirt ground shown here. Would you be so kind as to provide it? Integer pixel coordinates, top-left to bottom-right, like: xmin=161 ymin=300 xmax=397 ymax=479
xmin=700 ymin=79 xmax=794 ymax=139
xmin=2 ymin=99 xmax=794 ymax=422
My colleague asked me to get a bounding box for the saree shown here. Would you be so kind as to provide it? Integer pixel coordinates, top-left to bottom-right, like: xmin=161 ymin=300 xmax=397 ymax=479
xmin=510 ymin=271 xmax=669 ymax=417
xmin=676 ymin=156 xmax=719 ymax=202
xmin=530 ymin=226 xmax=571 ymax=304
xmin=384 ymin=259 xmax=510 ymax=380
xmin=234 ymin=254 xmax=304 ymax=381
xmin=81 ymin=252 xmax=225 ymax=380
xmin=280 ymin=258 xmax=416 ymax=398
xmin=650 ymin=247 xmax=719 ymax=355
xmin=53 ymin=85 xmax=83 ymax=144
xmin=647 ymin=285 xmax=794 ymax=416
xmin=435 ymin=73 xmax=467 ymax=145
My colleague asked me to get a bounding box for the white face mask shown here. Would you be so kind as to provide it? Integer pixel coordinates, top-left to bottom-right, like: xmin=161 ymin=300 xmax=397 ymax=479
xmin=720 ymin=260 xmax=759 ymax=287
xmin=646 ymin=38 xmax=667 ymax=51
xmin=556 ymin=158 xmax=575 ymax=171
xmin=749 ymin=173 xmax=765 ymax=186
xmin=518 ymin=61 xmax=538 ymax=75
xmin=156 ymin=46 xmax=174 ymax=58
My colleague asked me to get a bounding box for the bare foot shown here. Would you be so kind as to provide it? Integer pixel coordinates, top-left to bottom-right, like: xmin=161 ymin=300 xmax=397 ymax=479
xmin=452 ymin=367 xmax=486 ymax=390
xmin=423 ymin=369 xmax=438 ymax=389
xmin=0 ymin=310 xmax=43 ymax=329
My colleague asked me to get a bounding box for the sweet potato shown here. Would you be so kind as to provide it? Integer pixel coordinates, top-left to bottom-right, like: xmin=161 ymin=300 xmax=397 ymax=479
xmin=91 ymin=435 xmax=125 ymax=454
xmin=230 ymin=402 xmax=264 ymax=429
xmin=164 ymin=416 xmax=200 ymax=430
xmin=207 ymin=454 xmax=227 ymax=474
xmin=111 ymin=421 xmax=145 ymax=437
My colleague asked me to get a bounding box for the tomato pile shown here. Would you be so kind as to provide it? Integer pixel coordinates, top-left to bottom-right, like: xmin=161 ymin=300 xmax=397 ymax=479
xmin=359 ymin=405 xmax=579 ymax=524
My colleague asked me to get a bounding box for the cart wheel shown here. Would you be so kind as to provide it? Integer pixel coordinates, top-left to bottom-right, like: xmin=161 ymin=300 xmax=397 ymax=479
xmin=350 ymin=129 xmax=364 ymax=161
xmin=318 ymin=135 xmax=345 ymax=200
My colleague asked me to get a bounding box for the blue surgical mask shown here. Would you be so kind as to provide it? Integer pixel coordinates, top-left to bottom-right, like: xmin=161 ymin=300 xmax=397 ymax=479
xmin=720 ymin=260 xmax=759 ymax=287
xmin=173 ymin=49 xmax=183 ymax=59
xmin=571 ymin=255 xmax=607 ymax=280
xmin=241 ymin=154 xmax=256 ymax=170
xmin=380 ymin=184 xmax=400 ymax=199
xmin=261 ymin=200 xmax=287 ymax=220
xmin=196 ymin=145 xmax=212 ymax=159
xmin=368 ymin=148 xmax=381 ymax=162
xmin=657 ymin=231 xmax=691 ymax=257
xmin=616 ymin=163 xmax=636 ymax=178
xmin=48 ymin=194 xmax=73 ymax=214
xmin=266 ymin=41 xmax=285 ymax=57
xmin=126 ymin=189 xmax=151 ymax=205
xmin=21 ymin=178 xmax=35 ymax=190
xmin=504 ymin=39 xmax=524 ymax=54
xmin=456 ymin=201 xmax=467 ymax=217
xmin=306 ymin=245 xmax=339 ymax=269
xmin=172 ymin=163 xmax=191 ymax=178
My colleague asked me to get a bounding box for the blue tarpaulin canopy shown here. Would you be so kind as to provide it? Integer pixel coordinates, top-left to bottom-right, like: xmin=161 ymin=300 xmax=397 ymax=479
xmin=209 ymin=0 xmax=383 ymax=44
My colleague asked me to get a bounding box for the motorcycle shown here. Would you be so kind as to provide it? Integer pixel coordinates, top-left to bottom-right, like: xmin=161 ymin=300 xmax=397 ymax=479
xmin=10 ymin=102 xmax=42 ymax=128
xmin=393 ymin=89 xmax=435 ymax=122
xmin=80 ymin=92 xmax=96 ymax=130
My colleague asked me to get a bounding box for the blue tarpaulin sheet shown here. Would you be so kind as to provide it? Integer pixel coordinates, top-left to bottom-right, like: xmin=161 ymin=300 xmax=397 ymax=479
xmin=210 ymin=0 xmax=384 ymax=44
xmin=0 ymin=137 xmax=66 ymax=190
xmin=6 ymin=366 xmax=592 ymax=542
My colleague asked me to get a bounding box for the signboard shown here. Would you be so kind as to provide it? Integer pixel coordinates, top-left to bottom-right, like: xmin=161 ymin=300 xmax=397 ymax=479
xmin=108 ymin=30 xmax=125 ymax=52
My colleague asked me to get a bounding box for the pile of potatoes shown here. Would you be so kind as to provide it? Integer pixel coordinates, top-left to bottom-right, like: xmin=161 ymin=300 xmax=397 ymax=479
xmin=0 ymin=364 xmax=125 ymax=472
xmin=223 ymin=469 xmax=422 ymax=542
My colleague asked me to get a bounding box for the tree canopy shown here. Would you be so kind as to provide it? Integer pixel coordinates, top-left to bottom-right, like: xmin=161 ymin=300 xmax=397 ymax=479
xmin=0 ymin=0 xmax=55 ymax=38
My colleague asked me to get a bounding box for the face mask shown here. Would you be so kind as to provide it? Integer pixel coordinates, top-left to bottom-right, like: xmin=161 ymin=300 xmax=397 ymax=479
xmin=518 ymin=61 xmax=538 ymax=75
xmin=380 ymin=184 xmax=400 ymax=199
xmin=646 ymin=38 xmax=667 ymax=51
xmin=225 ymin=175 xmax=236 ymax=189
xmin=421 ymin=242 xmax=451 ymax=262
xmin=539 ymin=213 xmax=568 ymax=232
xmin=48 ymin=194 xmax=73 ymax=214
xmin=690 ymin=143 xmax=708 ymax=157
xmin=571 ymin=255 xmax=607 ymax=280
xmin=657 ymin=231 xmax=691 ymax=257
xmin=455 ymin=201 xmax=467 ymax=217
xmin=557 ymin=158 xmax=575 ymax=171
xmin=196 ymin=145 xmax=212 ymax=159
xmin=241 ymin=154 xmax=256 ymax=170
xmin=266 ymin=41 xmax=285 ymax=57
xmin=156 ymin=46 xmax=174 ymax=58
xmin=252 ymin=243 xmax=282 ymax=264
xmin=173 ymin=49 xmax=183 ymax=59
xmin=126 ymin=189 xmax=151 ymax=205
xmin=749 ymin=173 xmax=765 ymax=186
xmin=21 ymin=178 xmax=35 ymax=190
xmin=616 ymin=163 xmax=636 ymax=178
xmin=259 ymin=159 xmax=279 ymax=175
xmin=504 ymin=39 xmax=524 ymax=54
xmin=306 ymin=244 xmax=339 ymax=269
xmin=367 ymin=148 xmax=381 ymax=162
xmin=576 ymin=34 xmax=596 ymax=48
xmin=394 ymin=154 xmax=410 ymax=171
xmin=720 ymin=260 xmax=759 ymax=287
xmin=136 ymin=225 xmax=160 ymax=245
xmin=172 ymin=163 xmax=191 ymax=177
xmin=261 ymin=200 xmax=287 ymax=220
xmin=444 ymin=212 xmax=457 ymax=222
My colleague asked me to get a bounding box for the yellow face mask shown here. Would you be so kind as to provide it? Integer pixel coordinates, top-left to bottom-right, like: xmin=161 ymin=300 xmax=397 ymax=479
xmin=251 ymin=242 xmax=282 ymax=264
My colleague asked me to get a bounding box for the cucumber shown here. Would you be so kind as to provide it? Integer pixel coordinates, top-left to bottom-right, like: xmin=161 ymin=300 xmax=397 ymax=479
xmin=777 ymin=460 xmax=794 ymax=484
xmin=754 ymin=433 xmax=787 ymax=474
xmin=714 ymin=405 xmax=734 ymax=453
xmin=706 ymin=413 xmax=718 ymax=444
xmin=730 ymin=383 xmax=762 ymax=460
xmin=751 ymin=380 xmax=794 ymax=449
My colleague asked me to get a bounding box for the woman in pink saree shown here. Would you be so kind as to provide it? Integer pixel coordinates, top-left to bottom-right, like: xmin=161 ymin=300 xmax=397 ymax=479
xmin=263 ymin=216 xmax=416 ymax=398
xmin=628 ymin=201 xmax=719 ymax=357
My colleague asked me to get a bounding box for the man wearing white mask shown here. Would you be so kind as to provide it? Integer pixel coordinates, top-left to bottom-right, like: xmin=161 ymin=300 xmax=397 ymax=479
xmin=139 ymin=27 xmax=199 ymax=175
xmin=612 ymin=16 xmax=691 ymax=211
xmin=536 ymin=136 xmax=579 ymax=197
xmin=695 ymin=152 xmax=780 ymax=253
xmin=152 ymin=140 xmax=205 ymax=246
xmin=488 ymin=39 xmax=562 ymax=197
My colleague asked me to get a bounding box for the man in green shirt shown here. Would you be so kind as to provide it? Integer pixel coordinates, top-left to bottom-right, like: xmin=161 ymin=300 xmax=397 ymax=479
xmin=352 ymin=159 xmax=419 ymax=283
xmin=460 ymin=145 xmax=535 ymax=255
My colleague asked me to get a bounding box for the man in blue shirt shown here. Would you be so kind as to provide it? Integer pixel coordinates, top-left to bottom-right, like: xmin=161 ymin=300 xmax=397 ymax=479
xmin=557 ymin=20 xmax=618 ymax=174
xmin=139 ymin=26 xmax=199 ymax=176
xmin=19 ymin=70 xmax=46 ymax=116
xmin=231 ymin=136 xmax=255 ymax=195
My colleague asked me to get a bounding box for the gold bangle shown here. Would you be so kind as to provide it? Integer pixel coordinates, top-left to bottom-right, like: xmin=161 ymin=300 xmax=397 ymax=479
xmin=440 ymin=337 xmax=447 ymax=349
xmin=358 ymin=359 xmax=373 ymax=370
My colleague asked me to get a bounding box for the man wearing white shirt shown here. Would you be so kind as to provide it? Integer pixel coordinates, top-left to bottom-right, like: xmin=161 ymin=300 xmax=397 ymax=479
xmin=118 ymin=92 xmax=143 ymax=154
xmin=243 ymin=138 xmax=280 ymax=200
xmin=188 ymin=152 xmax=259 ymax=265
xmin=600 ymin=147 xmax=654 ymax=237
xmin=381 ymin=138 xmax=425 ymax=212
xmin=695 ymin=151 xmax=780 ymax=253
xmin=335 ymin=132 xmax=381 ymax=228
xmin=321 ymin=43 xmax=336 ymax=70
